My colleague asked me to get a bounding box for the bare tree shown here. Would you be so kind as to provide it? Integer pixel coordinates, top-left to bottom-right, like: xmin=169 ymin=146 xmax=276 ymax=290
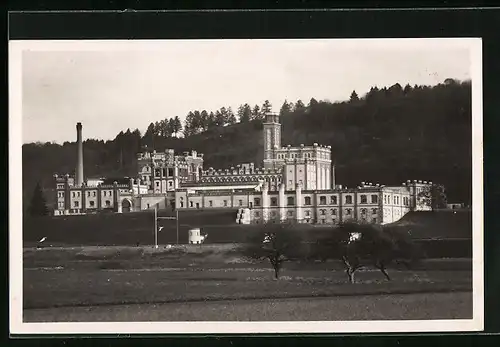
xmin=238 ymin=223 xmax=306 ymax=280
xmin=314 ymin=222 xmax=422 ymax=283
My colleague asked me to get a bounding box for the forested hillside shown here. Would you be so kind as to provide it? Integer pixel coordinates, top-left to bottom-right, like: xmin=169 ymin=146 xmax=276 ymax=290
xmin=22 ymin=79 xmax=472 ymax=212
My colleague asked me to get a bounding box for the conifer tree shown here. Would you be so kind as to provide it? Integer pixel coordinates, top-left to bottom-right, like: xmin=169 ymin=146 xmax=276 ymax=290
xmin=28 ymin=182 xmax=49 ymax=217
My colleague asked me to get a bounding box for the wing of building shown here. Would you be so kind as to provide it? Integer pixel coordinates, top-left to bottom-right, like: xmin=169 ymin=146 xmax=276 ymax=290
xmin=52 ymin=115 xmax=433 ymax=224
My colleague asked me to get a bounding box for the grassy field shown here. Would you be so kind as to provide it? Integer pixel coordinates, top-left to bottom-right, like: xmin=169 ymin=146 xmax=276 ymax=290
xmin=24 ymin=292 xmax=473 ymax=322
xmin=23 ymin=245 xmax=472 ymax=320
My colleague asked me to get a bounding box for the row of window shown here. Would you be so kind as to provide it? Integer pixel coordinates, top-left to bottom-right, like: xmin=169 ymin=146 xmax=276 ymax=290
xmin=69 ymin=200 xmax=112 ymax=208
xmin=253 ymin=208 xmax=378 ymax=218
xmin=179 ymin=195 xmax=408 ymax=209
xmin=153 ymin=168 xmax=175 ymax=178
xmin=383 ymin=194 xmax=410 ymax=206
xmin=277 ymin=153 xmax=313 ymax=160
xmin=155 ymin=181 xmax=174 ymax=188
xmin=64 ymin=190 xmax=114 ymax=198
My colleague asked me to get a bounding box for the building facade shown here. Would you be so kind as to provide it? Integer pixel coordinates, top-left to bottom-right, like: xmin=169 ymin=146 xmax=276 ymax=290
xmin=53 ymin=116 xmax=433 ymax=224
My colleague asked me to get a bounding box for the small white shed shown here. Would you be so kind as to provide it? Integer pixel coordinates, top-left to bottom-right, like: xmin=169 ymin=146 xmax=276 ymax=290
xmin=188 ymin=228 xmax=207 ymax=245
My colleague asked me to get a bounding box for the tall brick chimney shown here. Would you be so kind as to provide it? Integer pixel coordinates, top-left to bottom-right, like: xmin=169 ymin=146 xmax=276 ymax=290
xmin=76 ymin=122 xmax=84 ymax=186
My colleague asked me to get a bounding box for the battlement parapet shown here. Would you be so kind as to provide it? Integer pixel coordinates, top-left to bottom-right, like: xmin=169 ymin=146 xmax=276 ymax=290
xmin=402 ymin=180 xmax=433 ymax=186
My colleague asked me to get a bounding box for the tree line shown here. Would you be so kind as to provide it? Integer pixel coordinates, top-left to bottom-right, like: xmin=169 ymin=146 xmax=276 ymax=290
xmin=22 ymin=78 xmax=471 ymax=213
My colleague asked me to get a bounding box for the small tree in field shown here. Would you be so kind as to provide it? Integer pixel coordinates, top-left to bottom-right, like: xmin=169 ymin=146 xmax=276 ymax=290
xmin=238 ymin=223 xmax=306 ymax=280
xmin=314 ymin=222 xmax=422 ymax=283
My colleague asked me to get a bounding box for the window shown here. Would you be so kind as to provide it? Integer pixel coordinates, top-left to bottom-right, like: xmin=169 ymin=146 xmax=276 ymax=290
xmin=72 ymin=192 xmax=75 ymax=197
xmin=271 ymin=211 xmax=276 ymax=217
xmin=155 ymin=169 xmax=161 ymax=177
xmin=57 ymin=184 xmax=64 ymax=189
xmin=238 ymin=200 xmax=243 ymax=206
xmin=287 ymin=211 xmax=293 ymax=217
xmin=105 ymin=200 xmax=111 ymax=207
xmin=88 ymin=191 xmax=91 ymax=197
xmin=287 ymin=197 xmax=294 ymax=206
xmin=331 ymin=196 xmax=337 ymax=204
xmin=393 ymin=196 xmax=397 ymax=204
xmin=156 ymin=182 xmax=160 ymax=187
xmin=304 ymin=196 xmax=311 ymax=205
xmin=147 ymin=203 xmax=150 ymax=208
xmin=74 ymin=201 xmax=79 ymax=207
xmin=103 ymin=191 xmax=107 ymax=196
xmin=190 ymin=201 xmax=193 ymax=208
xmin=331 ymin=209 xmax=337 ymax=216
xmin=360 ymin=195 xmax=367 ymax=204
xmin=346 ymin=208 xmax=352 ymax=215
xmin=320 ymin=209 xmax=326 ymax=215
xmin=209 ymin=200 xmax=213 ymax=207
xmin=345 ymin=196 xmax=353 ymax=204
xmin=255 ymin=211 xmax=260 ymax=217
xmin=89 ymin=201 xmax=95 ymax=207
xmin=180 ymin=201 xmax=184 ymax=208
xmin=371 ymin=195 xmax=378 ymax=204
xmin=361 ymin=208 xmax=367 ymax=216
xmin=223 ymin=200 xmax=228 ymax=207
xmin=319 ymin=196 xmax=326 ymax=205
xmin=305 ymin=211 xmax=310 ymax=216
xmin=289 ymin=180 xmax=292 ymax=185
xmin=93 ymin=191 xmax=96 ymax=197
xmin=196 ymin=203 xmax=200 ymax=209
xmin=169 ymin=181 xmax=173 ymax=187
xmin=372 ymin=208 xmax=378 ymax=215
xmin=254 ymin=198 xmax=261 ymax=207
xmin=271 ymin=197 xmax=278 ymax=206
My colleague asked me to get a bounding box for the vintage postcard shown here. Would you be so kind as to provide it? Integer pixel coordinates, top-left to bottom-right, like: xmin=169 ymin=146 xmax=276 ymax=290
xmin=9 ymin=37 xmax=483 ymax=334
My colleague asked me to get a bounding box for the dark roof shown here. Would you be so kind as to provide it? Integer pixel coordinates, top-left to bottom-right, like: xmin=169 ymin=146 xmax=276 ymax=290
xmin=101 ymin=177 xmax=130 ymax=185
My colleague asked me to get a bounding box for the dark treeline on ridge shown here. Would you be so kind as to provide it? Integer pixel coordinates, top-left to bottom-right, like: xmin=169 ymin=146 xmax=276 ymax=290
xmin=23 ymin=79 xmax=472 ymax=212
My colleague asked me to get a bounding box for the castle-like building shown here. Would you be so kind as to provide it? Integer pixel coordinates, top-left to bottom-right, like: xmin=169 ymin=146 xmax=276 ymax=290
xmin=53 ymin=115 xmax=432 ymax=224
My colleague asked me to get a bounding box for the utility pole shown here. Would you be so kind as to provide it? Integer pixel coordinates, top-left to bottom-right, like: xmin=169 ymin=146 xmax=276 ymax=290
xmin=155 ymin=208 xmax=179 ymax=246
xmin=176 ymin=209 xmax=179 ymax=245
xmin=154 ymin=206 xmax=158 ymax=249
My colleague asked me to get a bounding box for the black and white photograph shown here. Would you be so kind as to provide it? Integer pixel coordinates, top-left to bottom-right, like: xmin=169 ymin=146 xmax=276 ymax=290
xmin=9 ymin=37 xmax=483 ymax=334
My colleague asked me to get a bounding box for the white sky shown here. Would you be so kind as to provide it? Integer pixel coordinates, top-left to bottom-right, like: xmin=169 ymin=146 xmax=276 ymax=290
xmin=19 ymin=39 xmax=472 ymax=144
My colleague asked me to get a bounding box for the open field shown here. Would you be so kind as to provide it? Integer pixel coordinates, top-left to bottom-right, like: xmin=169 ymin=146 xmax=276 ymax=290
xmin=23 ymin=245 xmax=473 ymax=322
xmin=23 ymin=210 xmax=473 ymax=258
xmin=24 ymin=292 xmax=472 ymax=322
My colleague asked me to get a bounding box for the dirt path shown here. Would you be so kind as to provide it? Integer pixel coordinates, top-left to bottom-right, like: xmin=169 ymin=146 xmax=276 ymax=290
xmin=24 ymin=291 xmax=472 ymax=322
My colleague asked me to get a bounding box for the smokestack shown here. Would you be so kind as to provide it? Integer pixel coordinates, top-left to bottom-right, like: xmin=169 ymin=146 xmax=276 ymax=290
xmin=76 ymin=122 xmax=84 ymax=186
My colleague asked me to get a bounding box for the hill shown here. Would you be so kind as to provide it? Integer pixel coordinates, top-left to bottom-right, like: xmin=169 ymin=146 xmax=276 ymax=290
xmin=22 ymin=80 xmax=472 ymax=213
xmin=386 ymin=210 xmax=472 ymax=240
